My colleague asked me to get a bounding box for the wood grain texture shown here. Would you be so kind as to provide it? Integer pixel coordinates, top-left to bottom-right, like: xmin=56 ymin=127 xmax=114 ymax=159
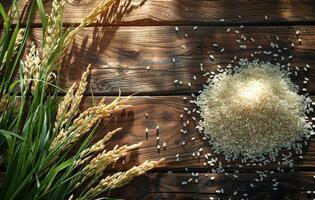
xmin=12 ymin=0 xmax=315 ymax=26
xmin=3 ymin=0 xmax=315 ymax=198
xmin=108 ymin=172 xmax=315 ymax=199
xmin=78 ymin=96 xmax=315 ymax=172
xmin=0 ymin=172 xmax=313 ymax=199
xmin=28 ymin=26 xmax=315 ymax=95
xmin=110 ymin=192 xmax=312 ymax=200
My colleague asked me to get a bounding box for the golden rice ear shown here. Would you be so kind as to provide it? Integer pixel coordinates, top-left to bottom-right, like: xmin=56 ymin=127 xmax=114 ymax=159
xmin=1 ymin=28 xmax=24 ymax=66
xmin=53 ymin=82 xmax=78 ymax=133
xmin=55 ymin=82 xmax=78 ymax=119
xmin=77 ymin=127 xmax=123 ymax=162
xmin=23 ymin=42 xmax=42 ymax=94
xmin=50 ymin=93 xmax=126 ymax=154
xmin=53 ymin=64 xmax=92 ymax=134
xmin=78 ymin=159 xmax=161 ymax=200
xmin=63 ymin=0 xmax=116 ymax=53
xmin=76 ymin=142 xmax=143 ymax=189
xmin=68 ymin=64 xmax=91 ymax=114
xmin=42 ymin=0 xmax=66 ymax=68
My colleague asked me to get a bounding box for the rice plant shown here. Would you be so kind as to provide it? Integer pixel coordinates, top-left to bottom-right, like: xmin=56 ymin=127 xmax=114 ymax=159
xmin=0 ymin=1 xmax=161 ymax=199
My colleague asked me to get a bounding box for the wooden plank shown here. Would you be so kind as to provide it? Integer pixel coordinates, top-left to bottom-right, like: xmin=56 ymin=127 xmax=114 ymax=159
xmin=108 ymin=172 xmax=315 ymax=199
xmin=11 ymin=0 xmax=315 ymax=26
xmin=110 ymin=192 xmax=311 ymax=200
xmin=29 ymin=26 xmax=315 ymax=95
xmin=79 ymin=96 xmax=315 ymax=172
xmin=0 ymin=171 xmax=313 ymax=199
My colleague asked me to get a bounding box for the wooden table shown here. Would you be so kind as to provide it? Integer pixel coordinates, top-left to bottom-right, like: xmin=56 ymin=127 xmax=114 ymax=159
xmin=21 ymin=0 xmax=315 ymax=199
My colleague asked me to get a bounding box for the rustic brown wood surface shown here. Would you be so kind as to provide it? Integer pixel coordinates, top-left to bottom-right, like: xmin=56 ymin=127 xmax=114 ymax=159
xmin=109 ymin=172 xmax=315 ymax=199
xmin=13 ymin=0 xmax=315 ymax=25
xmin=80 ymin=96 xmax=315 ymax=172
xmin=28 ymin=26 xmax=315 ymax=95
xmin=109 ymin=192 xmax=314 ymax=200
xmin=11 ymin=0 xmax=315 ymax=199
xmin=70 ymin=95 xmax=315 ymax=199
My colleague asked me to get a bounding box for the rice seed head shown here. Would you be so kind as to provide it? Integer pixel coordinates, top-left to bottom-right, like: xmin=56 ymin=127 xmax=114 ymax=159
xmin=23 ymin=42 xmax=41 ymax=91
xmin=53 ymin=64 xmax=91 ymax=134
xmin=42 ymin=0 xmax=66 ymax=68
xmin=107 ymin=159 xmax=162 ymax=189
xmin=54 ymin=82 xmax=78 ymax=131
xmin=85 ymin=142 xmax=143 ymax=177
xmin=79 ymin=159 xmax=163 ymax=200
xmin=50 ymin=95 xmax=127 ymax=153
xmin=76 ymin=142 xmax=143 ymax=188
xmin=69 ymin=64 xmax=91 ymax=114
xmin=6 ymin=0 xmax=21 ymax=19
xmin=30 ymin=53 xmax=42 ymax=94
xmin=79 ymin=0 xmax=116 ymax=27
xmin=63 ymin=0 xmax=116 ymax=52
xmin=13 ymin=29 xmax=25 ymax=53
xmin=2 ymin=28 xmax=25 ymax=66
xmin=77 ymin=127 xmax=123 ymax=164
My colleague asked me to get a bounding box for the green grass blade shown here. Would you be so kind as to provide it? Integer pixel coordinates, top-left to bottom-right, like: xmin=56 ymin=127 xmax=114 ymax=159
xmin=0 ymin=129 xmax=25 ymax=141
xmin=35 ymin=0 xmax=47 ymax=30
xmin=0 ymin=3 xmax=8 ymax=27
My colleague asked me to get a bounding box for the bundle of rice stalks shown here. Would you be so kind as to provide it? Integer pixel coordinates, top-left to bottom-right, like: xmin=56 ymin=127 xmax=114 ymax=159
xmin=197 ymin=60 xmax=312 ymax=162
xmin=0 ymin=1 xmax=161 ymax=199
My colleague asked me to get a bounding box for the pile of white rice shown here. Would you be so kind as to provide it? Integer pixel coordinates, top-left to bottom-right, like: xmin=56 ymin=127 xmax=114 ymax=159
xmin=197 ymin=60 xmax=312 ymax=161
